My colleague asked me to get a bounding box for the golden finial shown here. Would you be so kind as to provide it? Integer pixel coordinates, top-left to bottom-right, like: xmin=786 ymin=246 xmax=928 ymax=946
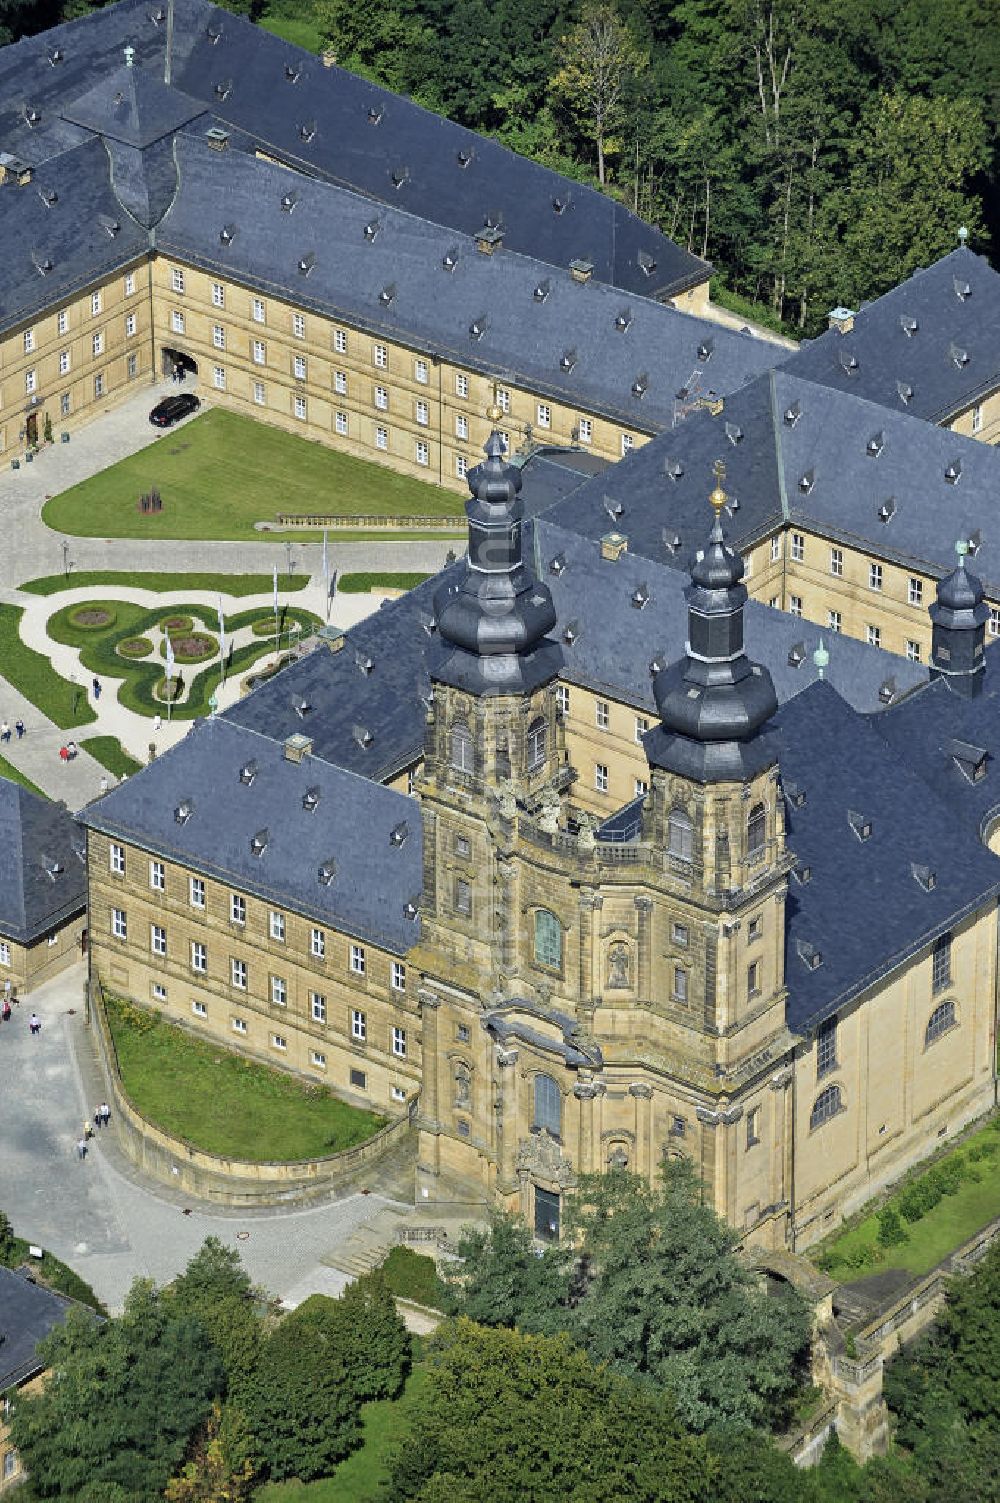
xmin=709 ymin=458 xmax=727 ymax=516
xmin=486 ymin=381 xmax=503 ymax=426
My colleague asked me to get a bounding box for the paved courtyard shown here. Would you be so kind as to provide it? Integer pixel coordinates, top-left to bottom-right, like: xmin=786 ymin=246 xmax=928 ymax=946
xmin=2 ymin=963 xmax=414 ymax=1312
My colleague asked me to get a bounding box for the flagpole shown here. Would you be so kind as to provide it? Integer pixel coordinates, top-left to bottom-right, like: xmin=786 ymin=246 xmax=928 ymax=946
xmin=218 ymin=595 xmax=228 ymax=686
xmin=322 ymin=530 xmax=330 ymax=623
xmin=165 ymin=634 xmax=175 ymax=723
xmin=273 ymin=562 xmax=279 ymax=660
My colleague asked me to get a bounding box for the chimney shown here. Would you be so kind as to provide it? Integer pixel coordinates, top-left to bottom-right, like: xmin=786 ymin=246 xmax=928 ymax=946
xmin=600 ymin=531 xmax=628 ymax=562
xmin=205 ymin=127 xmax=229 ymax=151
xmin=322 ymin=48 xmax=337 ymax=67
xmin=570 ymin=258 xmax=594 ymax=284
xmin=0 ymin=156 xmax=32 ymax=185
xmin=476 ymin=226 xmax=503 ymax=255
xmin=284 ymin=733 xmax=313 ymax=763
xmin=827 ymin=306 xmax=855 ymax=334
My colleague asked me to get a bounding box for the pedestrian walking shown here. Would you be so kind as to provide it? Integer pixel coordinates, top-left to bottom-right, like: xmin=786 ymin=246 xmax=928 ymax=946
xmin=14 ymin=719 xmax=24 ymax=739
xmin=28 ymin=1012 xmax=40 ymax=1036
xmin=1 ymin=721 xmax=10 ymax=744
xmin=1 ymin=1001 xmax=10 ymax=1023
xmin=100 ymin=1102 xmax=111 ymax=1126
xmin=92 ymin=677 xmax=101 ymax=700
xmin=83 ymin=1119 xmax=93 ymax=1141
xmin=99 ymin=776 xmax=108 ymax=795
xmin=76 ymin=1137 xmax=87 ymax=1160
xmin=153 ymin=714 xmax=162 ymax=733
xmin=4 ymin=978 xmax=11 ymax=1006
xmin=172 ymin=363 xmax=180 ymax=384
xmin=93 ymin=1106 xmax=102 ymax=1130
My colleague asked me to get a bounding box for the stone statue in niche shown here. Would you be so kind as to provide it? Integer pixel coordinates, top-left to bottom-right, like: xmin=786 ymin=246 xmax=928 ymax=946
xmin=454 ymin=1061 xmax=472 ymax=1108
xmin=607 ymin=941 xmax=631 ymax=990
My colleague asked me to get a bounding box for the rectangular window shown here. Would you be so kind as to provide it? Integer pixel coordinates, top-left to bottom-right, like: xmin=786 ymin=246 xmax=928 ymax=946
xmin=25 ymin=369 xmax=37 ymax=394
xmin=311 ymin=1051 xmax=327 ymax=1069
xmin=351 ymin=1008 xmax=367 ymax=1041
xmin=789 ymin=595 xmax=803 ymax=616
xmin=746 ymin=1107 xmax=760 ymax=1147
xmin=152 ymin=983 xmax=166 ymax=1001
xmin=311 ymin=927 xmax=325 ymax=958
xmin=391 ymin=1085 xmax=406 ymax=1102
xmin=253 ymin=381 xmax=266 ymax=406
xmin=149 ymin=859 xmax=165 ymax=891
xmin=232 ymin=1016 xmax=247 ymax=1034
xmin=416 ymin=400 xmax=429 ymax=426
xmin=192 ymin=1000 xmax=207 ymax=1018
xmin=125 ymin=271 xmax=136 ymax=295
xmin=94 ymin=373 xmax=105 ymax=398
xmin=350 ymin=1067 xmax=366 ymax=1089
xmin=791 ymin=533 xmax=805 ymax=562
xmin=932 ymin=932 xmax=952 ymax=993
xmin=537 ymin=402 xmax=551 ymax=429
xmin=455 ymin=454 xmax=468 ymax=478
xmin=455 ymin=879 xmax=472 ymax=916
xmin=336 ymin=411 xmax=348 ymax=435
xmin=350 ymin=944 xmax=366 ymax=975
xmin=334 ymin=369 xmax=347 ymax=394
xmin=621 ymin=433 xmax=634 ymax=455
xmin=415 ymin=440 xmax=429 ymax=466
xmin=271 ymin=1033 xmax=287 ymax=1051
xmin=595 ymin=763 xmax=609 ymax=793
xmin=252 ymin=340 xmax=266 ymax=365
xmin=391 ymin=961 xmax=406 ymax=991
xmin=415 ymin=358 xmax=428 ymax=384
xmin=869 ymin=562 xmax=883 ymax=591
xmin=867 ymin=624 xmax=881 ymax=648
xmin=171 ymin=309 xmax=185 ymax=334
xmin=211 ymin=281 xmax=224 ymax=307
xmin=595 ymin=699 xmax=610 ymax=729
xmin=634 ymin=715 xmax=649 ymax=742
xmin=292 ymin=313 xmax=305 ymax=339
xmin=24 ymin=328 xmax=35 ymax=353
xmin=189 ymin=877 xmax=205 ymax=908
xmin=578 ymin=417 xmax=592 ymax=443
xmin=269 ymin=910 xmax=285 ymax=942
xmin=110 ymin=842 xmax=125 ymax=874
xmin=294 ymin=395 xmax=307 ymax=420
xmin=672 ymin=965 xmax=688 ymax=1003
xmin=990 ymin=608 xmax=1000 ymax=638
xmin=270 ymin=975 xmax=287 ymax=1006
xmin=908 ymin=577 xmax=923 ymax=606
xmin=191 ymin=941 xmax=207 ymax=974
xmin=171 ymin=267 xmax=185 ymax=293
xmin=294 ymin=354 xmax=306 ymax=379
xmin=827 ymin=610 xmax=842 ymax=633
xmin=311 ymin=992 xmax=326 ymax=1023
xmin=111 ymin=909 xmax=127 ymax=940
xmin=455 ymin=413 xmax=469 ymax=440
xmin=57 ymin=309 xmax=69 ymax=334
xmin=392 ymin=1026 xmax=407 ymax=1058
xmin=373 ymin=342 xmax=388 ymax=368
xmin=770 ymin=536 xmax=781 ymax=563
xmin=747 ymin=960 xmax=761 ymax=999
xmin=817 ymin=1015 xmax=838 ymax=1075
xmin=972 ymin=403 xmax=983 ymax=434
xmin=230 ymin=893 xmax=246 ymax=925
xmin=456 ymin=373 xmax=469 ymax=398
xmin=60 ymin=393 xmax=70 ymax=417
xmin=333 ymin=327 xmax=346 ymax=352
xmin=906 ymin=639 xmax=922 ymax=662
xmin=231 ymin=957 xmax=247 ymax=989
xmin=374 ymin=385 xmax=389 ymax=410
xmin=672 ymin=922 xmax=689 ymax=947
xmin=635 ymin=777 xmax=649 ymax=797
xmin=375 ymin=425 xmax=388 ymax=451
xmin=125 ymin=312 xmax=137 ymax=337
xmin=127 ymin=352 xmax=138 ymax=378
xmin=748 ymin=915 xmax=763 ymax=943
xmin=454 ymin=834 xmax=470 ymax=857
xmin=91 ymin=291 xmax=102 ymax=316
xmin=830 ymin=547 xmax=843 ymax=576
xmin=212 ymin=325 xmax=225 ymax=350
xmin=555 ymin=684 xmax=569 ymax=715
xmin=150 ymin=924 xmax=167 ymax=956
xmin=213 ymin=366 xmax=226 ymax=390
xmin=252 ymin=297 xmax=266 ymax=323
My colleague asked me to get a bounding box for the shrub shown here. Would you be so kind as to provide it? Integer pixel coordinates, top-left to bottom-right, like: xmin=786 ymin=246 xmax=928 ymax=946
xmin=160 ymin=614 xmax=194 ymax=634
xmin=117 ymin=636 xmax=153 ymax=659
xmin=67 ymin=603 xmax=116 ymax=630
xmin=877 ymin=1207 xmax=908 ymax=1247
xmin=379 ymin=1245 xmax=445 ymax=1308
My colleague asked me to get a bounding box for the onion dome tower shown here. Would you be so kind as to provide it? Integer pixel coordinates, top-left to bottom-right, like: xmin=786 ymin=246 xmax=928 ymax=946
xmin=645 ymin=463 xmax=777 ymax=782
xmin=929 ymin=540 xmax=988 ymax=698
xmin=432 ymin=428 xmax=562 ymax=694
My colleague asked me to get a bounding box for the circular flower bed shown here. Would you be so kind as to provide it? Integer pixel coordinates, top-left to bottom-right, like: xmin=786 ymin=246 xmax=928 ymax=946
xmin=154 ymin=675 xmax=182 ymax=703
xmin=160 ymin=613 xmax=194 ymax=635
xmin=171 ymin=632 xmax=217 ymax=663
xmin=68 ymin=604 xmax=116 ymax=630
xmin=251 ymin=616 xmax=286 ymax=637
xmin=117 ymin=636 xmax=153 ymax=660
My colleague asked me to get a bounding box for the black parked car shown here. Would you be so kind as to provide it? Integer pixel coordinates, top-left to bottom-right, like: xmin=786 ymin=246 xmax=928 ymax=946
xmin=149 ymin=393 xmax=201 ymax=428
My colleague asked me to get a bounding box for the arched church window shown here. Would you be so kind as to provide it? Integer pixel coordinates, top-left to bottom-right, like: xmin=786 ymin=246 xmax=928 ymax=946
xmin=534 ymin=909 xmax=562 ymax=969
xmin=526 ymin=716 xmax=547 ymax=772
xmin=668 ymin=806 xmax=693 ymax=862
xmin=810 ymin=1084 xmax=842 ymax=1130
xmin=925 ymin=1000 xmax=957 ymax=1046
xmin=450 ymin=721 xmax=474 ymax=773
xmin=533 ymin=1073 xmax=562 ymax=1137
xmin=747 ymin=802 xmax=766 ymax=858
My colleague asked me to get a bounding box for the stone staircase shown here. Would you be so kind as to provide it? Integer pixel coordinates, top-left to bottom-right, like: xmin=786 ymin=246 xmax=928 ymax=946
xmin=321 ymin=1204 xmax=414 ymax=1279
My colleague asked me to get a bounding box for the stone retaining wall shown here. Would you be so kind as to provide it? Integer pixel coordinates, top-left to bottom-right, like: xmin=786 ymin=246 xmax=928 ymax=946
xmin=88 ymin=980 xmax=414 ymax=1207
xmin=274 ymin=513 xmax=463 ymax=531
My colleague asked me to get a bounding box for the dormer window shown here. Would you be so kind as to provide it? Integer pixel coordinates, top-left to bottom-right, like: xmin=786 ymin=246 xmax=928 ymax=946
xmin=945 ymin=460 xmax=962 ymax=484
xmin=899 ymin=314 xmax=918 ymax=336
xmin=638 ymin=249 xmax=656 ymax=276
xmin=897 ymin=380 xmax=914 ymax=404
xmin=469 ymin=315 xmax=488 ymax=341
xmin=280 ymin=191 xmax=297 ymax=213
xmin=665 ymin=458 xmax=683 ymax=481
xmin=303 ymin=786 xmax=321 ymax=811
xmin=214 ymin=79 xmax=232 ymax=100
xmin=364 ymin=218 xmax=381 ymax=243
xmin=866 ymin=431 xmax=884 ymax=457
xmin=456 ymin=146 xmax=473 ymax=166
xmin=954 ymin=277 xmax=971 ymax=301
xmin=378 ymin=283 xmax=396 ymax=305
xmin=797 ymin=939 xmax=822 ymax=970
xmin=847 ymin=809 xmax=872 ymax=841
xmin=838 ymin=349 xmax=858 ymax=374
xmin=219 ymin=224 xmax=236 ymax=246
xmin=560 ymin=349 xmax=577 ymax=372
xmin=318 ymin=859 xmax=336 ymax=885
xmin=368 ymin=105 xmax=384 ymax=125
xmin=912 ymin=863 xmax=937 ymax=892
xmin=798 ymin=470 xmax=815 ymax=494
xmin=631 ymin=373 xmax=649 ymax=398
xmin=784 ymin=780 xmax=806 ymax=808
xmin=390 ymin=821 xmax=409 ymax=846
xmin=787 ymin=643 xmax=807 ymax=669
xmin=950 ymin=342 xmax=969 ymax=368
xmin=353 ymin=724 xmax=373 ymax=749
xmin=250 ymin=828 xmax=269 ymax=857
xmin=298 ymin=252 xmax=316 ymax=276
xmin=442 ymin=246 xmax=458 ymax=271
xmin=239 ymin=760 xmax=257 ymax=786
xmin=783 ymin=402 xmax=801 ymax=426
xmin=284 ymin=62 xmax=301 ymax=82
xmin=391 ymin=165 xmax=409 ymax=189
xmin=877 ymin=496 xmax=897 ymax=524
xmin=615 ymin=309 xmax=632 ymax=332
xmin=552 ymin=193 xmax=569 ymax=214
xmin=175 ymin=799 xmax=194 ymax=825
xmin=630 ymin=583 xmax=650 ymax=610
xmin=549 ymin=553 xmax=566 ymax=576
xmin=947 ymin=738 xmax=988 ymax=783
xmin=696 ymin=338 xmax=713 ymax=362
xmin=562 ymin=620 xmax=579 ymax=646
xmin=298 ymin=120 xmax=316 ymax=143
xmin=725 ymin=421 xmax=743 ymax=445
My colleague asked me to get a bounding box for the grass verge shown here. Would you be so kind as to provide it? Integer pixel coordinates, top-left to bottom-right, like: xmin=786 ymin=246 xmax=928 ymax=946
xmin=79 ymin=736 xmax=143 ymax=779
xmin=338 ymin=573 xmax=432 ymax=594
xmin=378 ymin=1246 xmax=444 ymax=1308
xmin=0 ymin=605 xmax=97 ymax=730
xmin=104 ymin=994 xmax=386 ymax=1161
xmin=259 ymin=7 xmax=325 ymax=52
xmin=20 ymin=571 xmax=310 ymax=597
xmin=811 ymin=1113 xmax=1000 ymax=1281
xmin=2 ymin=1234 xmax=105 ymax=1313
xmin=42 ymin=409 xmax=463 ymax=541
xmin=0 ymin=755 xmax=47 ymax=797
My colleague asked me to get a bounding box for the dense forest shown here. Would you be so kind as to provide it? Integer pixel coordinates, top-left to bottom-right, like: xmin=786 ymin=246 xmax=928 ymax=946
xmin=3 ymin=0 xmax=997 ymax=334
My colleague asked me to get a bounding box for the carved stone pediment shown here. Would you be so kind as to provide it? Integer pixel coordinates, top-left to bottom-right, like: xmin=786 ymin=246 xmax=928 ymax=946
xmin=516 ymin=1129 xmax=575 ymax=1188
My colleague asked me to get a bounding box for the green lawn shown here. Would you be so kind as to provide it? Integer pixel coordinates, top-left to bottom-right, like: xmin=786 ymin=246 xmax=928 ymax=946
xmin=256 ymin=1363 xmax=428 ymax=1502
xmin=0 ymin=605 xmax=97 ymax=729
xmin=259 ymin=7 xmax=326 ymax=52
xmin=338 ymin=573 xmax=432 ymax=594
xmin=812 ymin=1114 xmax=1000 ymax=1281
xmin=0 ymin=754 xmax=47 ymax=797
xmin=42 ymin=410 xmax=463 ymax=541
xmin=20 ymin=571 xmax=310 ymax=596
xmin=79 ymin=735 xmax=143 ymax=779
xmin=104 ymin=994 xmax=386 ymax=1161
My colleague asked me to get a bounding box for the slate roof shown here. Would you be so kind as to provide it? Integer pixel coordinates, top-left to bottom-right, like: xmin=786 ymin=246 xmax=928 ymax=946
xmin=0 ymin=779 xmax=86 ymax=945
xmin=773 ymin=680 xmax=1000 ymax=1034
xmin=154 ymin=136 xmax=776 ymax=432
xmin=60 ymin=61 xmax=206 ymax=148
xmin=78 ymin=718 xmax=423 ymax=955
xmin=0 ymin=0 xmax=709 ymax=300
xmin=0 ymin=1265 xmax=85 ymax=1390
xmin=782 ymin=249 xmax=1000 ymax=424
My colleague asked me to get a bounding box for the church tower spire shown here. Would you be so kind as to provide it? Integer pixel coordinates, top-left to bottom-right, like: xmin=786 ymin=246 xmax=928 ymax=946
xmin=929 ymin=539 xmax=988 ymax=698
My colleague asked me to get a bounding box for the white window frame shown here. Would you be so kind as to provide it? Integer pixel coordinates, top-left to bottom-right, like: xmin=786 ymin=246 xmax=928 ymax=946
xmin=189 ymin=876 xmax=205 ymax=909
xmin=374 ymin=385 xmax=389 ymax=411
xmin=351 ymin=1008 xmax=367 ymax=1041
xmin=292 ymin=313 xmax=305 ymax=339
xmin=269 ymin=910 xmax=285 ymax=942
xmin=373 ymin=342 xmax=388 ymax=369
xmin=391 ymin=961 xmax=406 ymax=991
xmin=252 ymin=298 xmax=266 ymax=324
xmin=416 ymin=399 xmax=429 ymax=426
xmin=253 ymin=382 xmax=266 ymax=406
xmin=171 ymin=267 xmax=185 ymax=293
xmin=392 ymin=1026 xmax=407 ymax=1058
xmin=415 ymin=440 xmax=429 ymax=466
xmin=211 ymin=281 xmax=225 ymax=308
xmin=537 ymin=402 xmax=551 ymax=429
xmin=191 ymin=941 xmax=207 ymax=974
xmin=310 ymin=992 xmax=326 ymax=1023
xmin=375 ymin=425 xmax=389 ymax=451
xmin=456 ymin=373 xmax=469 ymax=398
xmin=149 ymin=859 xmax=165 ymax=891
xmin=110 ymin=842 xmax=125 ymax=875
xmin=595 ymin=763 xmax=609 ymax=793
xmin=334 ymin=327 xmax=347 ymax=353
xmin=310 ymin=927 xmax=325 ymax=959
xmin=212 ymin=325 xmax=225 ymax=351
xmin=125 ymin=312 xmax=137 ymax=337
xmin=111 ymin=910 xmax=126 ymax=941
xmin=455 ymin=413 xmax=469 ymax=440
xmin=213 ymin=365 xmax=226 ymax=390
xmin=230 ymin=957 xmax=247 ymax=989
xmin=230 ymin=893 xmax=246 ymax=925
xmin=621 ymin=432 xmax=634 ymax=456
xmin=334 ymin=370 xmax=347 ymax=394
xmin=294 ymin=394 xmax=307 ymax=420
xmin=124 ymin=271 xmax=136 ymax=296
xmin=908 ymin=577 xmax=923 ymax=606
xmin=350 ymin=944 xmax=366 ymax=975
xmin=171 ymin=310 xmax=185 ymax=334
xmin=414 ymin=358 xmax=428 ymax=384
xmin=150 ymin=924 xmax=167 ymax=957
xmin=91 ymin=291 xmax=102 ymax=316
xmin=335 ymin=411 xmax=348 ymax=435
xmin=293 ymin=354 xmax=307 ymax=380
xmin=270 ymin=974 xmax=287 ymax=1007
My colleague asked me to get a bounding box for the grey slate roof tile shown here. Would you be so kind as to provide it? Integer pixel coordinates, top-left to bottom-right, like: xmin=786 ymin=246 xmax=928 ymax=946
xmin=0 ymin=1266 xmax=90 ymax=1390
xmin=0 ymin=778 xmax=86 ymax=945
